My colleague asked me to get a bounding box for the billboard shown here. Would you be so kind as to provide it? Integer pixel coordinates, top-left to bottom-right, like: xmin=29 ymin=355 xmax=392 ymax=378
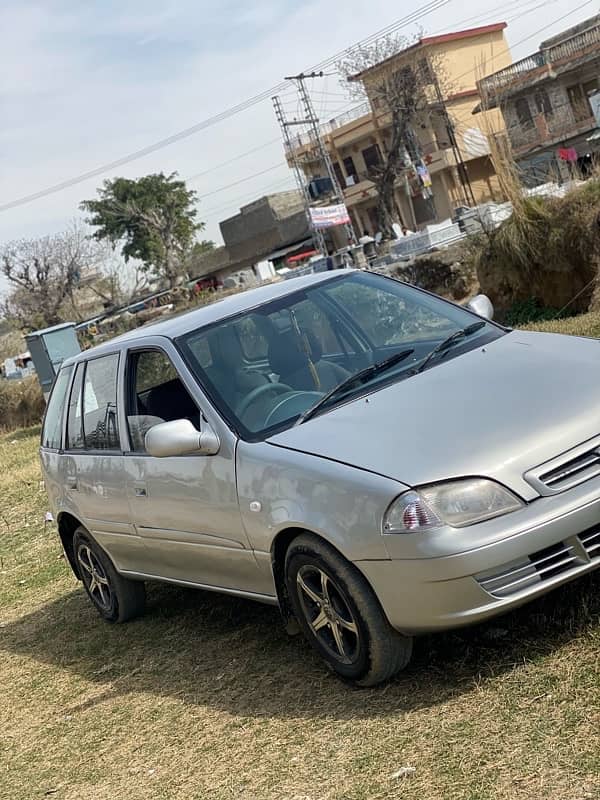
xmin=309 ymin=203 xmax=351 ymax=229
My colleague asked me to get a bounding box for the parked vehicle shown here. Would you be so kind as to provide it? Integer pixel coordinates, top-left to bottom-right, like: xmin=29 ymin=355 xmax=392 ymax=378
xmin=41 ymin=270 xmax=600 ymax=685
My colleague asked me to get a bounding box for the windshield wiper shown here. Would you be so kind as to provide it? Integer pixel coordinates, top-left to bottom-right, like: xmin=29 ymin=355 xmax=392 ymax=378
xmin=297 ymin=348 xmax=415 ymax=425
xmin=415 ymin=321 xmax=486 ymax=375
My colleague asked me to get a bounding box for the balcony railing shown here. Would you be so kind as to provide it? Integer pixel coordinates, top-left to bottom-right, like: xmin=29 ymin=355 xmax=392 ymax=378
xmin=509 ymin=110 xmax=596 ymax=156
xmin=284 ymin=101 xmax=372 ymax=153
xmin=480 ymin=21 xmax=600 ymax=98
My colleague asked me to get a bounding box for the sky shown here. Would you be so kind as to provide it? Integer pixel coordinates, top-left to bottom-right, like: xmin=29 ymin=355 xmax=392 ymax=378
xmin=0 ymin=0 xmax=597 ymax=295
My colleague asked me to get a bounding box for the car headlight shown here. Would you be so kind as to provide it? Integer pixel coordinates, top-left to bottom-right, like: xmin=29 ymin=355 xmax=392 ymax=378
xmin=383 ymin=478 xmax=524 ymax=533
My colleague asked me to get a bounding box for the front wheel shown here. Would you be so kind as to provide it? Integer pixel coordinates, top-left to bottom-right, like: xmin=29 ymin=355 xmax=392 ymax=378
xmin=73 ymin=527 xmax=146 ymax=623
xmin=285 ymin=533 xmax=412 ymax=686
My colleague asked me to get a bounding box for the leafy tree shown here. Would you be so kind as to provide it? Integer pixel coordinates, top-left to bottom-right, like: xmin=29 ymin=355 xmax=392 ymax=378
xmin=81 ymin=172 xmax=201 ymax=288
xmin=338 ymin=35 xmax=446 ymax=240
xmin=1 ymin=222 xmax=106 ymax=330
xmin=191 ymin=239 xmax=216 ymax=258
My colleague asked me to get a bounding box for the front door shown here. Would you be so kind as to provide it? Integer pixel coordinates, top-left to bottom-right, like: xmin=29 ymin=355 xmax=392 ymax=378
xmin=122 ymin=346 xmax=270 ymax=597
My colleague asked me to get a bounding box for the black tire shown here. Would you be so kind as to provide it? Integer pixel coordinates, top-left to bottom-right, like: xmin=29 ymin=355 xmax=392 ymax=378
xmin=285 ymin=533 xmax=412 ymax=687
xmin=73 ymin=527 xmax=146 ymax=623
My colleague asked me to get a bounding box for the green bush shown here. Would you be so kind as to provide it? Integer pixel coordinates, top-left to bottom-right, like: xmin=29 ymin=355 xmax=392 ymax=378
xmin=0 ymin=376 xmax=45 ymax=431
xmin=504 ymin=298 xmax=564 ymax=326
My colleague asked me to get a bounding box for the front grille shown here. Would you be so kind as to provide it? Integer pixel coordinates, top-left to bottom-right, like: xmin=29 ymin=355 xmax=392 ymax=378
xmin=580 ymin=525 xmax=600 ymax=558
xmin=525 ymin=437 xmax=600 ymax=495
xmin=538 ymin=449 xmax=600 ymax=492
xmin=476 ymin=524 xmax=600 ymax=599
xmin=476 ymin=542 xmax=578 ymax=599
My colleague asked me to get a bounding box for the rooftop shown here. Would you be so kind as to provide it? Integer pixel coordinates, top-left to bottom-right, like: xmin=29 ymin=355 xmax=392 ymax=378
xmin=350 ymin=23 xmax=507 ymax=82
xmin=479 ymin=14 xmax=600 ymax=101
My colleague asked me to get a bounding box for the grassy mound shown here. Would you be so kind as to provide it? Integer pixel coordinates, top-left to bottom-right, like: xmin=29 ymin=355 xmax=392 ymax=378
xmin=476 ymin=181 xmax=600 ymax=317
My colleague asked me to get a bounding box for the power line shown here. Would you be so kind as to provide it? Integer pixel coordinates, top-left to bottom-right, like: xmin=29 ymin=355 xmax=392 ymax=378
xmin=185 ymin=138 xmax=281 ymax=183
xmin=0 ymin=0 xmax=452 ymax=213
xmin=194 ymin=162 xmax=288 ymax=199
xmin=200 ymin=176 xmax=297 ymax=218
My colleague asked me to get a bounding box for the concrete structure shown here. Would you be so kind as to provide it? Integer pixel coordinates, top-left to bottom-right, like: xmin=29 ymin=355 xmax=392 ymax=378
xmin=25 ymin=322 xmax=81 ymax=398
xmin=477 ymin=15 xmax=600 ymax=182
xmin=285 ymin=24 xmax=511 ymax=234
xmin=189 ymin=191 xmax=312 ymax=285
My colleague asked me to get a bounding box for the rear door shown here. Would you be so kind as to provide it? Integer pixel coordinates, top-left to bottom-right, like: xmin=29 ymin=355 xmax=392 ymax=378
xmin=62 ymin=353 xmax=143 ymax=571
xmin=122 ymin=343 xmax=271 ymax=598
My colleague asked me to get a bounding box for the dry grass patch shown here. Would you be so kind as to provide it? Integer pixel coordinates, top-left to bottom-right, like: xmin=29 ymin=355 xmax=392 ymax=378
xmin=1 ymin=372 xmax=600 ymax=799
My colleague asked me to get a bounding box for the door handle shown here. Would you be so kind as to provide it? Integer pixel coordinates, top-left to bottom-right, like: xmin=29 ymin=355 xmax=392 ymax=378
xmin=134 ymin=486 xmax=147 ymax=497
xmin=66 ymin=476 xmax=78 ymax=490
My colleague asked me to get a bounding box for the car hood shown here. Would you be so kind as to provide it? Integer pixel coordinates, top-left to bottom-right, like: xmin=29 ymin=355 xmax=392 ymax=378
xmin=268 ymin=331 xmax=600 ymax=500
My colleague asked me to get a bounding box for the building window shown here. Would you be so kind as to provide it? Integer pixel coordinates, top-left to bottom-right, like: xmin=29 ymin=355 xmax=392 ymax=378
xmin=342 ymin=156 xmax=358 ymax=184
xmin=534 ymin=88 xmax=553 ymax=117
xmin=418 ymin=57 xmax=434 ymax=84
xmin=567 ymin=84 xmax=592 ymax=122
xmin=333 ymin=161 xmax=345 ymax=188
xmin=361 ymin=144 xmax=382 ymax=173
xmin=515 ymin=97 xmax=534 ymax=130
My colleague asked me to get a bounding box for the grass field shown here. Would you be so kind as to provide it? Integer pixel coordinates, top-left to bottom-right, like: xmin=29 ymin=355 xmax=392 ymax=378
xmin=1 ymin=324 xmax=600 ymax=799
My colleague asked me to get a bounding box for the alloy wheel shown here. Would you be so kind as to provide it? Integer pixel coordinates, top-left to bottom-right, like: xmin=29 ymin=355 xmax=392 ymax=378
xmin=77 ymin=544 xmax=113 ymax=613
xmin=296 ymin=565 xmax=360 ymax=665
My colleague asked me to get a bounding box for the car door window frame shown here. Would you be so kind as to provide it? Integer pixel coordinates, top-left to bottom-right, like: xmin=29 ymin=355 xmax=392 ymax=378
xmin=124 ymin=344 xmax=205 ymax=455
xmin=64 ymin=352 xmax=124 ymax=455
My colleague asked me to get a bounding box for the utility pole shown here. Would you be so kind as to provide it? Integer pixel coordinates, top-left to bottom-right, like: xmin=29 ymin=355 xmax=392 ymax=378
xmin=429 ymin=60 xmax=477 ymax=208
xmin=272 ymin=95 xmax=327 ymax=255
xmin=283 ymin=71 xmax=358 ymax=246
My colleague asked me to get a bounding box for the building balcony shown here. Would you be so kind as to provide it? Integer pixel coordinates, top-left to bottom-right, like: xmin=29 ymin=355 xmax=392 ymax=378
xmin=509 ymin=111 xmax=596 ymax=158
xmin=284 ymin=102 xmax=372 ymax=156
xmin=479 ymin=20 xmax=600 ymax=103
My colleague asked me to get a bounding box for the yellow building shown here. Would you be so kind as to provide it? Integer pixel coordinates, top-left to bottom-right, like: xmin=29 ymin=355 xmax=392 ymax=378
xmin=286 ymin=23 xmax=512 ymax=237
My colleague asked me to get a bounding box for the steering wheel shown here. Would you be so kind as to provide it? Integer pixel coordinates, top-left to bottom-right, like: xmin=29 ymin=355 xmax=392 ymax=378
xmin=236 ymin=382 xmax=293 ymax=419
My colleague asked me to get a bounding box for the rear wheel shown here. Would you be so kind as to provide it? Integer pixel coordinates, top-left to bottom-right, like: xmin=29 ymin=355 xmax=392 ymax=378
xmin=73 ymin=527 xmax=146 ymax=623
xmin=285 ymin=533 xmax=412 ymax=686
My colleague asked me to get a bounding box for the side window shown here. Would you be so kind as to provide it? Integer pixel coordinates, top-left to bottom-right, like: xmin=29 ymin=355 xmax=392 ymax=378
xmin=82 ymin=354 xmax=120 ymax=450
xmin=127 ymin=350 xmax=199 ymax=452
xmin=66 ymin=363 xmax=85 ymax=450
xmin=42 ymin=365 xmax=73 ymax=449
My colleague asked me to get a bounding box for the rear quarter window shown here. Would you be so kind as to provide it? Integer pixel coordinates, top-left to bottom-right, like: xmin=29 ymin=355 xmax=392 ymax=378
xmin=41 ymin=365 xmax=73 ymax=449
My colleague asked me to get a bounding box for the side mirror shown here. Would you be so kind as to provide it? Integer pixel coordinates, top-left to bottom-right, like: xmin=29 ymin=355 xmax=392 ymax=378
xmin=145 ymin=418 xmax=220 ymax=458
xmin=466 ymin=294 xmax=494 ymax=320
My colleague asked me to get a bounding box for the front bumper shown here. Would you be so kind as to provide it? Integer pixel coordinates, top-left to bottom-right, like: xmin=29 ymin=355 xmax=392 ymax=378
xmin=355 ymin=477 xmax=600 ymax=634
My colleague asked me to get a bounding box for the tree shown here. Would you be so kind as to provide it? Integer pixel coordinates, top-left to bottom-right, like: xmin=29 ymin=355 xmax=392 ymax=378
xmin=191 ymin=239 xmax=216 ymax=259
xmin=80 ymin=172 xmax=201 ymax=288
xmin=87 ymin=251 xmax=150 ymax=310
xmin=1 ymin=221 xmax=107 ymax=331
xmin=338 ymin=35 xmax=445 ymax=240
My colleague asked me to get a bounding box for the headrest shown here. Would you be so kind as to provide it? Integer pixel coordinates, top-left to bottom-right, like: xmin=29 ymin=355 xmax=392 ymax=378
xmin=207 ymin=325 xmax=243 ymax=368
xmin=268 ymin=330 xmax=322 ymax=377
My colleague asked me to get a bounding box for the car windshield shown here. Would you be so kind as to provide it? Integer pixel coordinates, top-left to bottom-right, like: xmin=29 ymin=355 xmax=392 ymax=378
xmin=177 ymin=271 xmax=502 ymax=440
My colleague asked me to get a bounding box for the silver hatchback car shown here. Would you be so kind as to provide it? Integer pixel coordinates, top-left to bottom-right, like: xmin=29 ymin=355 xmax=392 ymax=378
xmin=41 ymin=270 xmax=600 ymax=685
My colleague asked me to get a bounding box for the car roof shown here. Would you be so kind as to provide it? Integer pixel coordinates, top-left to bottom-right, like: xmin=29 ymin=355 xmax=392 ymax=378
xmin=64 ymin=270 xmax=350 ymax=365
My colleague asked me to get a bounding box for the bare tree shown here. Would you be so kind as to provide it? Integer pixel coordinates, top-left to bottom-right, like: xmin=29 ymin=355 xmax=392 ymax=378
xmin=87 ymin=250 xmax=151 ymax=310
xmin=338 ymin=35 xmax=446 ymax=240
xmin=1 ymin=221 xmax=109 ymax=330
